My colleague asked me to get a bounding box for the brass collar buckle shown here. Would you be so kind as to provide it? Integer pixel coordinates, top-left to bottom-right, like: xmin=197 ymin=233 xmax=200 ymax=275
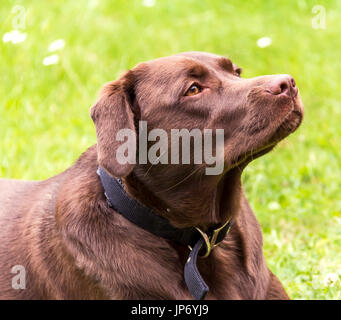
xmin=191 ymin=219 xmax=232 ymax=258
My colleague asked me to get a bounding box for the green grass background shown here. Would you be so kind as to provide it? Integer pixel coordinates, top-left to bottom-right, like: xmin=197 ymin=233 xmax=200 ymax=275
xmin=1 ymin=0 xmax=340 ymax=299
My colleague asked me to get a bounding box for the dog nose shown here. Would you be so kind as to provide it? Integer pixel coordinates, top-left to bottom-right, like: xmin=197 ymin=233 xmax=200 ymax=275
xmin=266 ymin=75 xmax=298 ymax=98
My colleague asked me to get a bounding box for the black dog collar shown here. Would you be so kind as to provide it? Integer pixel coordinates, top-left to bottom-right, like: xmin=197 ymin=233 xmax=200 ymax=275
xmin=97 ymin=166 xmax=233 ymax=300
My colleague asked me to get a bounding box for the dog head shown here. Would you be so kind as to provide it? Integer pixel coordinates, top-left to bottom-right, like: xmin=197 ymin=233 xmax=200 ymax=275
xmin=90 ymin=52 xmax=303 ymax=226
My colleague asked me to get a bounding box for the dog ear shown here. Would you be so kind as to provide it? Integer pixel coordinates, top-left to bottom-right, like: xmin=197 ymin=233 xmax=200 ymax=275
xmin=90 ymin=71 xmax=136 ymax=178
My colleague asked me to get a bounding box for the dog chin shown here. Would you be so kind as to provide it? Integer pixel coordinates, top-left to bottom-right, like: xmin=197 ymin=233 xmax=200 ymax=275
xmin=228 ymin=144 xmax=275 ymax=171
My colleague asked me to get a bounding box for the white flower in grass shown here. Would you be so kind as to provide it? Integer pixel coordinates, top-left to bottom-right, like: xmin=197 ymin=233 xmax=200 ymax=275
xmin=322 ymin=273 xmax=339 ymax=287
xmin=257 ymin=37 xmax=272 ymax=48
xmin=43 ymin=54 xmax=59 ymax=66
xmin=2 ymin=30 xmax=27 ymax=44
xmin=88 ymin=0 xmax=99 ymax=8
xmin=48 ymin=39 xmax=65 ymax=52
xmin=268 ymin=201 xmax=280 ymax=211
xmin=142 ymin=0 xmax=156 ymax=7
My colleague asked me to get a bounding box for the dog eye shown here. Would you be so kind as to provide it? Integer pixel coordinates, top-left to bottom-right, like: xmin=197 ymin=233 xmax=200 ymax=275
xmin=185 ymin=84 xmax=202 ymax=96
xmin=235 ymin=68 xmax=242 ymax=77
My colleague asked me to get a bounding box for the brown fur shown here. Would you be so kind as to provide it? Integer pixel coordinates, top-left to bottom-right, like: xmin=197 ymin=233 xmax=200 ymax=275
xmin=0 ymin=52 xmax=303 ymax=299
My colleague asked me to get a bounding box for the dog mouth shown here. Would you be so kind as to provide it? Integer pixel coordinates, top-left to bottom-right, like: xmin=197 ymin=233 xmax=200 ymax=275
xmin=271 ymin=99 xmax=303 ymax=141
xmin=230 ymin=98 xmax=303 ymax=170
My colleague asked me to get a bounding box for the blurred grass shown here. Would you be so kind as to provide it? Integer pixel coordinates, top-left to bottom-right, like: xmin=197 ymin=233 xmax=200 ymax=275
xmin=0 ymin=0 xmax=340 ymax=299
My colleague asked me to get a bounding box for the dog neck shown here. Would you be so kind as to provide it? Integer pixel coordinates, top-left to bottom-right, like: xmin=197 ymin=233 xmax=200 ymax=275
xmin=122 ymin=165 xmax=244 ymax=230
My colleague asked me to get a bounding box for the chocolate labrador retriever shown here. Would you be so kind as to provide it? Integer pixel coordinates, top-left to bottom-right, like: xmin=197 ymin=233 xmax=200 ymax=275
xmin=0 ymin=52 xmax=303 ymax=299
